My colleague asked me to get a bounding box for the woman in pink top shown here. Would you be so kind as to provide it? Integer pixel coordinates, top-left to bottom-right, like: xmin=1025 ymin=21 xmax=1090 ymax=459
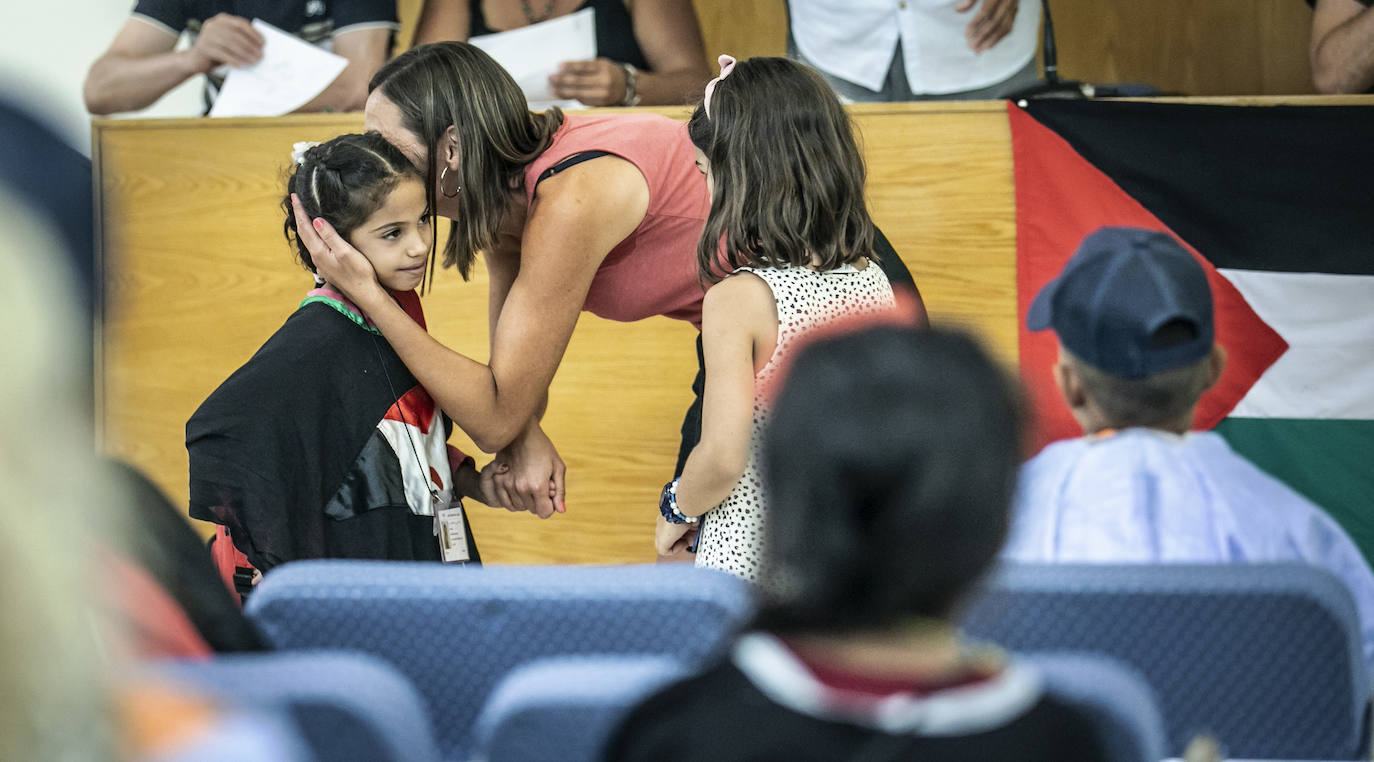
xmin=291 ymin=42 xmax=915 ymax=517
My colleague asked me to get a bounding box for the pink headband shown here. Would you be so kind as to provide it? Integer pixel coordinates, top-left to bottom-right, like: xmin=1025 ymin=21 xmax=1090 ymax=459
xmin=703 ymin=54 xmax=737 ymax=119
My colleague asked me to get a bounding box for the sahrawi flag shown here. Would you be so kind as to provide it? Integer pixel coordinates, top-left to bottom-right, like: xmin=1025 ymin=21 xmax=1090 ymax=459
xmin=1010 ymin=100 xmax=1374 ymax=562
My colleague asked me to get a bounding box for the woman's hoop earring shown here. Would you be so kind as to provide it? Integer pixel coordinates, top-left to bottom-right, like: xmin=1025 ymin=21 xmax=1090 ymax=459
xmin=439 ymin=166 xmax=461 ymax=198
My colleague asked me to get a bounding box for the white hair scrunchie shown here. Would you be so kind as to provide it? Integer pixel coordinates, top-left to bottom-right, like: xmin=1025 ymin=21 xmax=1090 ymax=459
xmin=291 ymin=141 xmax=320 ymax=166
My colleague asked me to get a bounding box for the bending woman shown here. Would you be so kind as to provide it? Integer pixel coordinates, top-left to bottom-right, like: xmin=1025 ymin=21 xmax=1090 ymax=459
xmin=292 ymin=42 xmax=917 ymax=518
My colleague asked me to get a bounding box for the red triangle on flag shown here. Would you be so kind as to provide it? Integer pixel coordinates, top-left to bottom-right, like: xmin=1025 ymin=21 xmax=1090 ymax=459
xmin=1008 ymin=103 xmax=1288 ymax=453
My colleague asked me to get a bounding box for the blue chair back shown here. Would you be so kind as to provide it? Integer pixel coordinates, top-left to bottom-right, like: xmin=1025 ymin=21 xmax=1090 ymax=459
xmin=245 ymin=562 xmax=752 ymax=761
xmin=962 ymin=563 xmax=1369 ymax=759
xmin=1026 ymin=651 xmax=1166 ymax=762
xmin=472 ymin=655 xmax=690 ymax=762
xmin=153 ymin=650 xmax=439 ymax=762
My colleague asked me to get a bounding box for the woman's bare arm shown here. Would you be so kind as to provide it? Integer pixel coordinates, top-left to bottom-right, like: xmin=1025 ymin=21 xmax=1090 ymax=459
xmin=293 ymin=156 xmax=648 ymax=453
xmin=412 ymin=0 xmax=472 ymax=46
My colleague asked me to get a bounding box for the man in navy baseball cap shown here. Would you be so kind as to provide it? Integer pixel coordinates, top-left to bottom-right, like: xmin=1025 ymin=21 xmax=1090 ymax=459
xmin=1003 ymin=226 xmax=1374 ymax=679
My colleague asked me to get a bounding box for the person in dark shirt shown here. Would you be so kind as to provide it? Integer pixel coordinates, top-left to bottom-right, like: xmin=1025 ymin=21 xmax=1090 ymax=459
xmin=608 ymin=324 xmax=1111 ymax=762
xmin=84 ymin=0 xmax=397 ymax=115
xmin=411 ymin=0 xmax=710 ymax=105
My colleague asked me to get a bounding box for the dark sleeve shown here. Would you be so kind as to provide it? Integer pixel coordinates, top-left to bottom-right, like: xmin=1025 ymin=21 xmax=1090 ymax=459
xmin=331 ymin=0 xmax=398 ymax=32
xmin=131 ymin=0 xmax=190 ymax=33
xmin=187 ymin=448 xmax=294 ymax=573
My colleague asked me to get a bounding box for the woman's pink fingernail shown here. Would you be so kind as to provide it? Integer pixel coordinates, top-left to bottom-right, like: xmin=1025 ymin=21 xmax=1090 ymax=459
xmin=312 ymin=219 xmax=324 ymax=231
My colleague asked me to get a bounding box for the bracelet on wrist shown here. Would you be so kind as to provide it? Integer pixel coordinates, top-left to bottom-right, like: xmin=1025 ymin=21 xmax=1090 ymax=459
xmin=658 ymin=477 xmax=697 ymax=524
xmin=619 ymin=62 xmax=642 ymax=107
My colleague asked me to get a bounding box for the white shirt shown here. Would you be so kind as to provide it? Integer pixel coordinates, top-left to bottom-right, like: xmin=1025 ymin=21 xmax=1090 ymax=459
xmin=1005 ymin=429 xmax=1374 ymax=676
xmin=788 ymin=0 xmax=1041 ymax=95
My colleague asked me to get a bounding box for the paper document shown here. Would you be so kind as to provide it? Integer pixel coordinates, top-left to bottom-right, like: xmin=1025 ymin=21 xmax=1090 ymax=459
xmin=469 ymin=8 xmax=596 ymax=110
xmin=209 ymin=19 xmax=348 ymax=117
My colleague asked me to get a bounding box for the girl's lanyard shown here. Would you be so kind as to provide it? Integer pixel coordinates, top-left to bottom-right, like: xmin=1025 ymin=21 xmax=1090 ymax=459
xmin=324 ymin=292 xmax=469 ymax=565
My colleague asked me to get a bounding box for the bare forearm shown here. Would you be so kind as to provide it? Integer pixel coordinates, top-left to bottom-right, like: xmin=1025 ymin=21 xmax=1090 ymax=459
xmin=296 ymin=64 xmax=369 ymax=112
xmin=84 ymin=51 xmax=202 ymax=115
xmin=1313 ymin=8 xmax=1374 ymax=93
xmin=673 ymin=443 xmax=745 ymax=518
xmin=634 ymin=67 xmax=710 ymax=106
xmin=367 ymin=296 xmax=539 ymax=451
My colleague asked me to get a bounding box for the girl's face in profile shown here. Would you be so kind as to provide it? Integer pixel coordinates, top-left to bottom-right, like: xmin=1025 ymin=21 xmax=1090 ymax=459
xmin=346 ymin=177 xmax=432 ymax=292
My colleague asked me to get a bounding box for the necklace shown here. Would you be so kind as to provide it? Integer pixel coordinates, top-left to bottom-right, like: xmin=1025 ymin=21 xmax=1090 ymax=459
xmin=521 ymin=0 xmax=557 ymax=24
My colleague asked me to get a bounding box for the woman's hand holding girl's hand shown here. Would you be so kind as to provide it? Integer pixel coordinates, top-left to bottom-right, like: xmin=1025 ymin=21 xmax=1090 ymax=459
xmin=455 ymin=458 xmax=510 ymax=508
xmin=491 ymin=423 xmax=567 ymax=519
xmin=290 ymin=193 xmax=386 ymax=308
xmin=473 ymin=461 xmax=510 ymax=508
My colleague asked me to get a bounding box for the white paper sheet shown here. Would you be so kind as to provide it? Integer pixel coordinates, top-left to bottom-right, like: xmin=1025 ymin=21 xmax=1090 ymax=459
xmin=208 ymin=19 xmax=349 ymax=118
xmin=468 ymin=8 xmax=596 ymax=110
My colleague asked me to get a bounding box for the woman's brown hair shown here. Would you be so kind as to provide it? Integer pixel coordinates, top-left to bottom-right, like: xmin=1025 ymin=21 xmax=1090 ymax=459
xmin=368 ymin=42 xmax=564 ymax=279
xmin=687 ymin=57 xmax=875 ymax=283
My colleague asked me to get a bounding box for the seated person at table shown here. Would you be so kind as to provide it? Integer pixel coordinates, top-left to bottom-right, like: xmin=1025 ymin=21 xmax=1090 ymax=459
xmin=411 ymin=0 xmax=710 ymax=105
xmin=187 ymin=133 xmax=501 ymax=599
xmin=609 ymin=325 xmax=1109 ymax=762
xmin=84 ymin=0 xmax=397 ymax=115
xmin=1005 ymin=226 xmax=1374 ymax=675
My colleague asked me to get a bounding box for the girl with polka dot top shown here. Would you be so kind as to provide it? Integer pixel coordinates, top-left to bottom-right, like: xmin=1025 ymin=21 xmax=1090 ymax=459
xmin=654 ymin=55 xmax=902 ymax=582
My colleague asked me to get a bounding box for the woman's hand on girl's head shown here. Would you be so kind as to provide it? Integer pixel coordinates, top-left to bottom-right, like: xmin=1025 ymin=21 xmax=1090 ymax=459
xmin=290 ymin=193 xmax=386 ymax=307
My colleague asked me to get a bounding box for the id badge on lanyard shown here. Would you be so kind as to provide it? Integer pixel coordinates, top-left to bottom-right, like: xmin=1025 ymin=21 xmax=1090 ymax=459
xmin=436 ymin=501 xmax=471 ymax=564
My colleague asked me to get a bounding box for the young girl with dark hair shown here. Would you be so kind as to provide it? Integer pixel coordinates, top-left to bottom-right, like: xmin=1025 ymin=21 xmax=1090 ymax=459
xmin=612 ymin=326 xmax=1110 ymax=761
xmin=187 ymin=133 xmax=502 ymax=598
xmin=652 ymin=56 xmax=898 ymax=581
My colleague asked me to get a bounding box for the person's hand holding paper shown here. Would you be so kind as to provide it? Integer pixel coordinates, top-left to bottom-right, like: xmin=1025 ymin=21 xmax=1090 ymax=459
xmin=468 ymin=9 xmax=597 ymax=109
xmin=209 ymin=19 xmax=348 ymax=117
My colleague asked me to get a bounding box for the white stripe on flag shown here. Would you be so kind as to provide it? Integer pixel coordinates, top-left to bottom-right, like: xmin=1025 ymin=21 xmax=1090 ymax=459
xmin=1220 ymin=269 xmax=1374 ymax=420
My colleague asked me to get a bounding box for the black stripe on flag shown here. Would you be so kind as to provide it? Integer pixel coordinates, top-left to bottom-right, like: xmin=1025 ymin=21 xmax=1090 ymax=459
xmin=1023 ymin=100 xmax=1374 ymax=276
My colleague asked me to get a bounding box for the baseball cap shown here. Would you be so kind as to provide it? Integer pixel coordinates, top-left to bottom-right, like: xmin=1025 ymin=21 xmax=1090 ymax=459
xmin=1026 ymin=227 xmax=1214 ymax=379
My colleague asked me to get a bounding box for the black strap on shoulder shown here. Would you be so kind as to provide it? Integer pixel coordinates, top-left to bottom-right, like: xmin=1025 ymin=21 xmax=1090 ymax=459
xmin=536 ymin=150 xmax=614 ymax=187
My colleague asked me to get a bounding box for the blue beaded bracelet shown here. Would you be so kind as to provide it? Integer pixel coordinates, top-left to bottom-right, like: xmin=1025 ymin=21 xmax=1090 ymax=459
xmin=658 ymin=477 xmax=698 ymax=525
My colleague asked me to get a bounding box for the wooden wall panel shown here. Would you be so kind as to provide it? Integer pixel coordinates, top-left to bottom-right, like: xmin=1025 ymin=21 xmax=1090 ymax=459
xmin=691 ymin=0 xmax=787 ymax=60
xmin=93 ymin=102 xmax=1014 ymax=566
xmin=1045 ymin=0 xmax=1315 ymax=96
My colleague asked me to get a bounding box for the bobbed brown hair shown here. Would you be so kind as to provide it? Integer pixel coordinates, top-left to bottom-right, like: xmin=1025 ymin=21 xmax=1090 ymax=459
xmin=368 ymin=42 xmax=564 ymax=279
xmin=687 ymin=57 xmax=875 ymax=283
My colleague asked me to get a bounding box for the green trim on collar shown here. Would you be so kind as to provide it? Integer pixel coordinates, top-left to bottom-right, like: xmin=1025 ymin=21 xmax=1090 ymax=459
xmin=299 ymin=294 xmax=381 ymax=335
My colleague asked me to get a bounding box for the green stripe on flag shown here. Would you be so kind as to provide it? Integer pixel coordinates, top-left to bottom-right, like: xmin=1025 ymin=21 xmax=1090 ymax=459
xmin=1216 ymin=418 xmax=1374 ymax=567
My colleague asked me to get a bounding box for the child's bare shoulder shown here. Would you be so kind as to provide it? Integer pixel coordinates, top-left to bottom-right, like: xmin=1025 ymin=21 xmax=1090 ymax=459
xmin=703 ymin=270 xmax=777 ymax=333
xmin=706 ymin=269 xmax=772 ymax=301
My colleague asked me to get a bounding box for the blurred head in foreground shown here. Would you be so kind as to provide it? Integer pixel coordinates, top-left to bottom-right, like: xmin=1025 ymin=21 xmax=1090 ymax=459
xmin=755 ymin=324 xmax=1024 ymax=633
